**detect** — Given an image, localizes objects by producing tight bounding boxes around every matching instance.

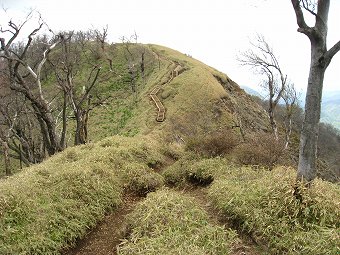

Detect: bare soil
[62,185,264,255]
[62,194,141,255]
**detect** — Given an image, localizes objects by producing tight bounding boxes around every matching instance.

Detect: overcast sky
[1,0,340,94]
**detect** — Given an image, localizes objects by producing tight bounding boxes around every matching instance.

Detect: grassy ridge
[0,136,165,254]
[163,157,340,254]
[1,43,338,255]
[207,164,339,254]
[118,189,238,255]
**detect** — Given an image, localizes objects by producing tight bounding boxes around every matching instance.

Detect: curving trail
[149,60,183,122]
[63,195,141,255]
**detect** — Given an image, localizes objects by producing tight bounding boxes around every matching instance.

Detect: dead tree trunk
[1,139,11,175]
[268,98,279,141]
[74,109,89,145]
[0,19,63,157]
[291,0,340,182]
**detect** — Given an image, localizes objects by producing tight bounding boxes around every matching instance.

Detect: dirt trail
[178,185,263,255]
[149,53,183,122]
[62,180,263,255]
[63,195,141,255]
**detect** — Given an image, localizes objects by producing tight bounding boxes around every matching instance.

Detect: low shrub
[122,162,164,195]
[208,166,340,255]
[186,158,226,185]
[234,133,285,169]
[186,130,237,157]
[118,189,238,255]
[162,160,188,186]
[163,157,232,186]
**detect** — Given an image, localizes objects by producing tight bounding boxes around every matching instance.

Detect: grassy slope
[89,43,270,143]
[143,45,270,141]
[1,42,268,173]
[0,136,165,254]
[162,157,340,255]
[208,165,340,255]
[1,44,339,255]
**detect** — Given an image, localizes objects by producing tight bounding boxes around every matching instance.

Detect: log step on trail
[149,63,183,122]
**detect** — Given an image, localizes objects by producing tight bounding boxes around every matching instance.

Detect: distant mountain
[240,85,264,98]
[241,86,340,130]
[321,91,340,130]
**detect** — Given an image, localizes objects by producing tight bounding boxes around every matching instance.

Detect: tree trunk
[268,107,279,140]
[74,110,88,145]
[60,90,68,149]
[284,117,292,150]
[20,88,61,156]
[297,45,325,182]
[291,0,340,182]
[2,140,11,175]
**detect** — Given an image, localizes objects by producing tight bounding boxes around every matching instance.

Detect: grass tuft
[121,162,164,195]
[0,135,166,254]
[208,166,340,255]
[0,162,122,255]
[118,189,238,255]
[163,157,231,186]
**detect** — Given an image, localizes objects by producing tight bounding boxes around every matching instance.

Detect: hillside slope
[321,92,340,130]
[0,44,339,255]
[89,44,270,144]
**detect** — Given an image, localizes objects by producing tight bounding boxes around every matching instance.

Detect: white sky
[1,0,340,94]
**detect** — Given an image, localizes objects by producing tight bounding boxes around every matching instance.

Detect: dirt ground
[63,195,140,255]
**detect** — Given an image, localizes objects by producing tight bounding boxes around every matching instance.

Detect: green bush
[163,157,233,187]
[163,157,233,186]
[162,160,188,186]
[208,166,340,255]
[118,189,238,255]
[186,158,226,185]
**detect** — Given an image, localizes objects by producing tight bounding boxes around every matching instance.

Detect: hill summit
[89,44,270,144]
[0,43,339,255]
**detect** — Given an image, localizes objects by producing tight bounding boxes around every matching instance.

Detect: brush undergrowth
[208,165,340,255]
[186,131,237,157]
[0,135,165,255]
[121,162,164,196]
[117,189,238,255]
[162,156,231,186]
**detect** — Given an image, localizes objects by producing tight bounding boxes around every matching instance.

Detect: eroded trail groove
[63,195,141,255]
[62,175,262,255]
[177,185,262,255]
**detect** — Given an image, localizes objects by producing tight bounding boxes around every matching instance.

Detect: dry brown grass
[234,133,285,169]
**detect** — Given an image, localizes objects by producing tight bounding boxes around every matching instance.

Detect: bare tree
[93,25,109,51]
[0,88,46,167]
[49,31,111,145]
[0,12,64,156]
[0,95,14,175]
[291,0,340,182]
[120,33,146,96]
[239,35,288,140]
[282,84,299,149]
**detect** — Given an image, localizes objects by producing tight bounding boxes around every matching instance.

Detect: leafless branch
[301,0,317,16]
[324,40,340,68]
[291,0,313,37]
